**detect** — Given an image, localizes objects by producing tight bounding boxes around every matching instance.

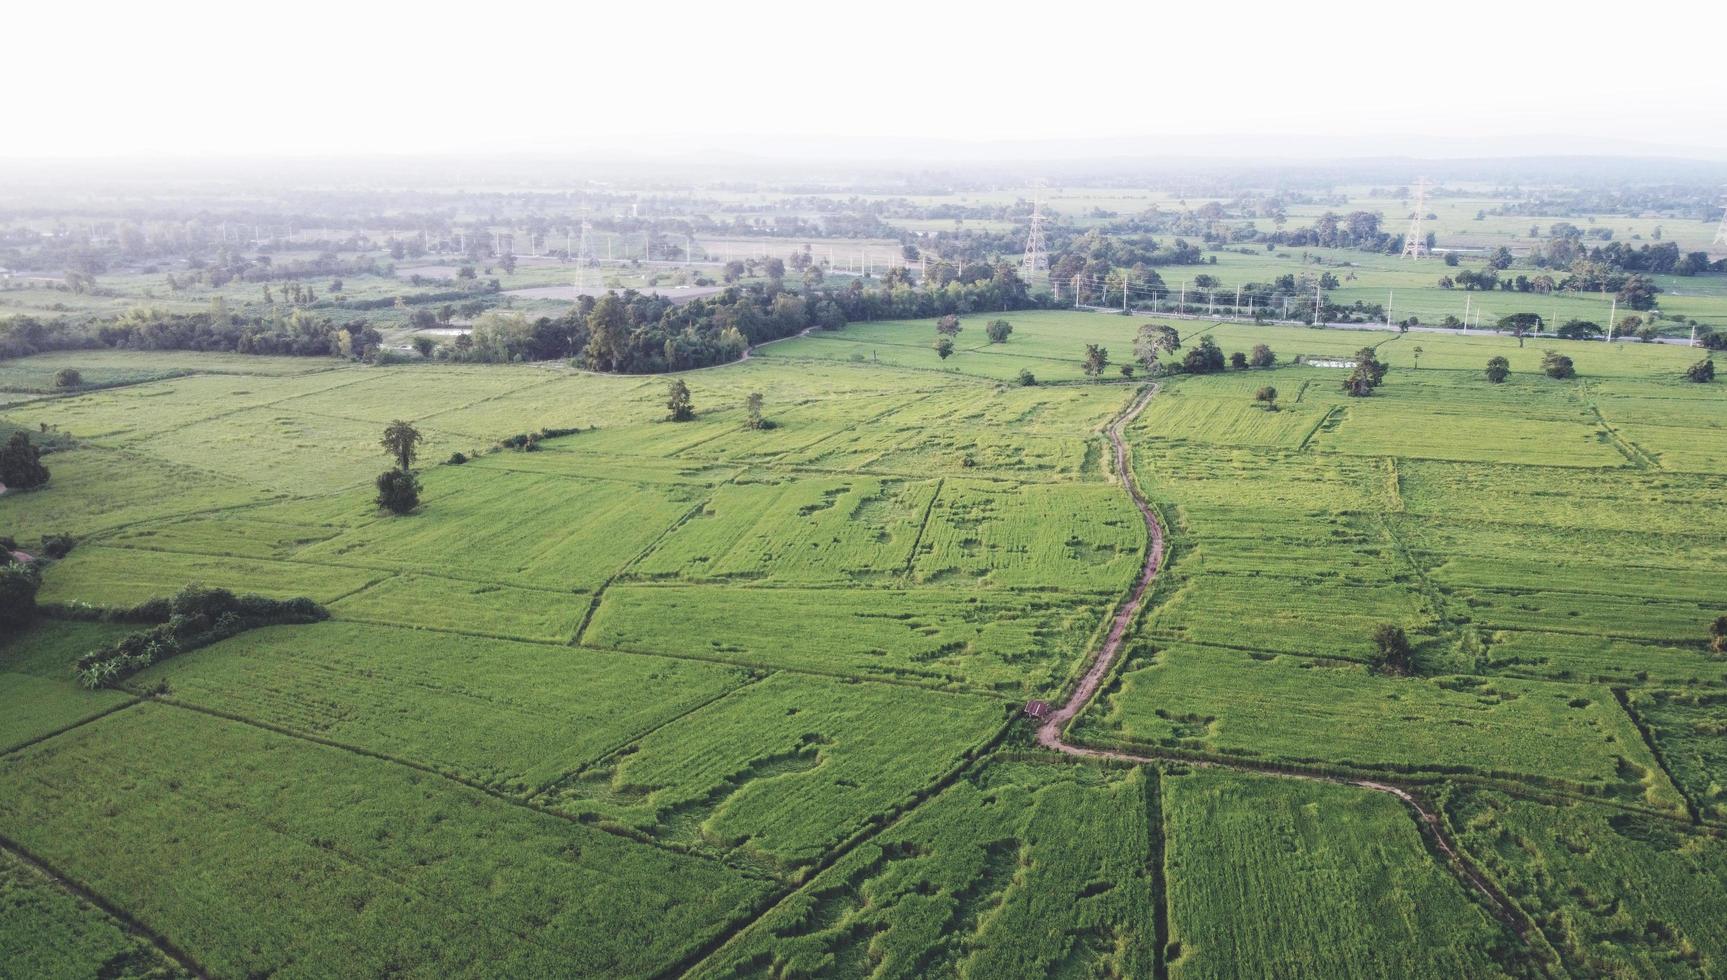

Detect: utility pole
[1315,282,1323,324]
[1463,294,1471,332]
[1714,195,1727,249]
[1387,290,1394,327]
[1072,275,1083,307]
[1607,296,1617,341]
[1401,177,1430,259]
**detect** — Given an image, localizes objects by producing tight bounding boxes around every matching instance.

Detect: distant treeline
[441,265,1046,372]
[0,308,381,359]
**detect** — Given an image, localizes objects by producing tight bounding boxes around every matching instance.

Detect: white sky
[8,0,1726,161]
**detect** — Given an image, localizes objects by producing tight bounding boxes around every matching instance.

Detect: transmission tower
[1713,196,1727,249]
[573,220,596,290]
[1401,178,1430,259]
[1020,186,1049,282]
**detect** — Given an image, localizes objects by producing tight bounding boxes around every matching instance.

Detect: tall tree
[1370,624,1413,676]
[1082,344,1110,378]
[380,420,423,472]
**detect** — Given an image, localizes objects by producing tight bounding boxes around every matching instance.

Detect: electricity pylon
[1020,186,1049,282]
[1402,178,1430,259]
[1713,197,1727,249]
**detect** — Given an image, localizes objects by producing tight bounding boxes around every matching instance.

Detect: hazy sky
[10,1,1726,161]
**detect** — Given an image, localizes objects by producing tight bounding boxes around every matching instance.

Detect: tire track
[1035,382,1530,938]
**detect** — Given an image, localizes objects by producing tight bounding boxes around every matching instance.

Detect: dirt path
[1034,382,1527,936]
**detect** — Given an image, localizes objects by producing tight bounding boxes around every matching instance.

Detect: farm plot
[533,673,1005,874]
[38,546,379,608]
[1161,768,1523,979]
[1079,643,1683,809]
[125,406,474,493]
[1444,789,1727,976]
[0,446,262,538]
[1397,461,1727,536]
[583,583,1111,694]
[630,475,936,584]
[1478,630,1727,687]
[0,370,368,445]
[909,479,1145,590]
[1624,689,1727,821]
[267,365,556,430]
[0,620,137,753]
[0,848,189,979]
[0,704,771,979]
[134,622,751,793]
[1309,403,1623,467]
[687,760,1160,979]
[1132,446,1394,517]
[295,466,700,591]
[0,349,332,393]
[328,574,585,643]
[1128,389,1327,449]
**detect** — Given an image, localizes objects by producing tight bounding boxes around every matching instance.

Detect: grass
[1162,767,1525,979]
[2,294,1725,975]
[687,759,1161,978]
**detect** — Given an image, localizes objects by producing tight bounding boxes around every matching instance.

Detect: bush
[71,584,328,689]
[447,451,468,465]
[40,533,74,559]
[1016,369,1037,387]
[1685,358,1715,383]
[0,432,50,490]
[1370,624,1413,676]
[985,319,1013,344]
[1182,337,1226,374]
[1542,351,1576,379]
[0,561,41,629]
[375,468,420,514]
[1484,356,1511,384]
[53,368,82,388]
[1248,344,1276,368]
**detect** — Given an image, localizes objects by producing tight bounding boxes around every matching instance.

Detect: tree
[722,260,746,283]
[745,391,775,430]
[760,257,786,283]
[985,319,1013,344]
[666,379,695,421]
[1229,351,1248,370]
[1411,346,1423,370]
[933,337,955,360]
[380,420,423,472]
[1498,313,1542,347]
[375,468,420,515]
[1082,344,1110,378]
[0,432,50,490]
[1370,624,1413,676]
[53,368,81,388]
[1556,320,1603,341]
[1484,356,1511,384]
[411,336,436,358]
[1248,344,1276,368]
[1711,615,1727,656]
[1182,337,1226,374]
[0,560,41,630]
[1254,386,1278,411]
[1016,368,1037,387]
[1686,358,1716,383]
[584,293,629,371]
[1542,351,1576,380]
[1343,348,1387,397]
[1132,324,1163,373]
[1120,363,1136,379]
[935,314,963,337]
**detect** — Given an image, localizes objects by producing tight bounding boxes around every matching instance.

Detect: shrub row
[69,584,327,689]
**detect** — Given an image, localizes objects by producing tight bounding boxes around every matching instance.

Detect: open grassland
[688,760,1161,979]
[1,311,1725,977]
[0,848,189,980]
[0,705,773,979]
[1445,789,1727,977]
[1162,767,1525,979]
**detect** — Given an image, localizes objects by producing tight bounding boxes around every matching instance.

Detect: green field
[3,299,1726,977]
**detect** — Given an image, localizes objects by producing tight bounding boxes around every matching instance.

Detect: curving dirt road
[1035,382,1526,935]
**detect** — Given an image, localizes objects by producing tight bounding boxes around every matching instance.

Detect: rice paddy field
[3,306,1727,978]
